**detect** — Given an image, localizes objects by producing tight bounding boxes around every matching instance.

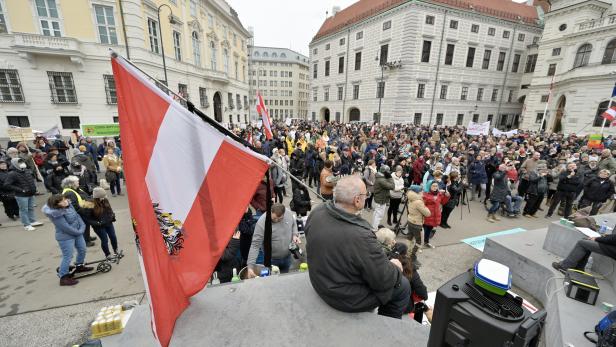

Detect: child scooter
[56,250,124,279]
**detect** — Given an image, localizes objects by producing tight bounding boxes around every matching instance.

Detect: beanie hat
[409,185,422,193]
[379,165,390,174]
[92,187,107,199]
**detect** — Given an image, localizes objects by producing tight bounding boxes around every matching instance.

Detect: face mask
[50,160,58,165]
[18,163,26,169]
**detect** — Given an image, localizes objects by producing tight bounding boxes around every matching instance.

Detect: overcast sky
[228,0,529,56]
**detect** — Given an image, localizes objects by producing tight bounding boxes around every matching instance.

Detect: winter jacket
[320,168,335,196]
[215,238,241,283]
[596,234,616,259]
[598,156,616,175]
[489,171,509,203]
[422,191,449,227]
[469,161,488,185]
[548,168,560,191]
[556,171,582,193]
[4,168,37,197]
[406,191,431,226]
[79,203,116,227]
[526,171,548,196]
[102,154,122,173]
[445,181,463,209]
[71,153,96,173]
[291,185,311,216]
[44,168,68,194]
[305,201,402,313]
[363,167,377,193]
[373,173,395,204]
[63,187,90,210]
[390,175,405,199]
[290,151,305,177]
[0,169,14,199]
[42,204,86,241]
[272,166,287,188]
[581,177,615,203]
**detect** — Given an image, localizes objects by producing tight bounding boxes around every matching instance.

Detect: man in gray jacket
[247,203,300,276]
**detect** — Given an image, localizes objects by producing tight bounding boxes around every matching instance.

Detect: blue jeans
[15,196,35,226]
[271,255,292,273]
[93,224,118,257]
[57,236,86,277]
[488,200,501,214]
[505,195,523,214]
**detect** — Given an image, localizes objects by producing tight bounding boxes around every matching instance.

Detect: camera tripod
[393,193,409,236]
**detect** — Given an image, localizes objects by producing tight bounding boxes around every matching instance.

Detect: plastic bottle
[271,265,280,275]
[585,256,594,273]
[299,263,308,272]
[211,271,220,285]
[231,268,241,282]
[600,220,608,234]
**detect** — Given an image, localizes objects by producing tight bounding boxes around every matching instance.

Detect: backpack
[584,311,616,346]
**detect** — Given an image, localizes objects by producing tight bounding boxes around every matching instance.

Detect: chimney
[332,6,341,16]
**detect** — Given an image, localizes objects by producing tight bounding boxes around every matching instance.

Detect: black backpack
[585,311,616,346]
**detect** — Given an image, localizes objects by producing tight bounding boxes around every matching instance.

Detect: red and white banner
[256,91,273,140]
[111,56,269,347]
[602,105,616,122]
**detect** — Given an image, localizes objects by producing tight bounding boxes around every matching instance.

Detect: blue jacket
[42,204,86,241]
[469,161,488,185]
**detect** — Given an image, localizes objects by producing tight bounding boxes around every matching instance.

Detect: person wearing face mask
[387,166,405,226]
[306,175,409,319]
[4,158,43,230]
[579,169,615,215]
[598,149,616,175]
[42,194,92,286]
[0,160,18,221]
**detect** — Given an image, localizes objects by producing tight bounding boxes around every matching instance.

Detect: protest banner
[466,121,490,136]
[81,123,120,137]
[7,127,35,142]
[492,128,518,138]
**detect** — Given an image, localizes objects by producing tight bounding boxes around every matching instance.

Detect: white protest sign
[285,118,292,126]
[466,121,490,136]
[7,127,35,142]
[492,128,518,138]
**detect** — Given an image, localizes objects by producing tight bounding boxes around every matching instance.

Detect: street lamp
[374,55,402,123]
[157,4,176,86]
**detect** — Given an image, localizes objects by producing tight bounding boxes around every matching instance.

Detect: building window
[472,114,479,122]
[488,27,495,36]
[497,52,506,71]
[356,31,363,40]
[518,33,526,42]
[574,44,592,68]
[383,20,391,31]
[199,87,208,107]
[380,44,389,65]
[547,63,556,76]
[0,1,7,34]
[425,15,434,25]
[324,88,329,101]
[477,87,483,101]
[594,101,612,126]
[7,116,30,127]
[340,38,345,46]
[436,113,443,125]
[417,83,425,98]
[511,54,521,73]
[444,44,455,65]
[210,41,217,70]
[172,31,182,61]
[227,92,234,108]
[602,39,616,64]
[552,48,561,56]
[325,43,330,51]
[236,94,241,109]
[325,60,330,76]
[540,94,549,102]
[60,116,80,129]
[450,20,458,29]
[535,113,544,124]
[487,114,493,124]
[207,13,214,27]
[508,90,513,103]
[355,51,362,70]
[461,86,468,100]
[456,114,464,125]
[103,74,116,104]
[491,89,498,102]
[471,24,479,33]
[439,85,448,99]
[532,36,539,44]
[0,69,24,103]
[524,54,537,73]
[48,71,77,104]
[503,30,510,39]
[234,61,238,79]
[466,47,475,68]
[414,113,422,125]
[189,0,197,17]
[338,56,344,74]
[376,82,385,98]
[312,48,317,55]
[421,40,431,63]
[313,63,317,78]
[147,18,161,54]
[244,95,248,109]
[353,85,359,99]
[482,50,491,69]
[223,49,229,74]
[313,88,317,102]
[36,0,61,36]
[337,86,343,100]
[94,5,117,44]
[192,31,201,66]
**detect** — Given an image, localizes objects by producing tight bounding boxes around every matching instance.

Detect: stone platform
[101,272,429,347]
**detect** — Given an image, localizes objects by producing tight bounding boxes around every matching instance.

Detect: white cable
[544,276,564,302]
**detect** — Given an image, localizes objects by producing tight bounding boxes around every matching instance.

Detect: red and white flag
[111,56,269,347]
[256,91,273,140]
[602,105,616,122]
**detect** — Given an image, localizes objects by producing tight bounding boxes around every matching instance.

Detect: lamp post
[374,55,402,124]
[157,4,176,86]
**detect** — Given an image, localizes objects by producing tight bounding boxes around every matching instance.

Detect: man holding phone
[545,162,581,219]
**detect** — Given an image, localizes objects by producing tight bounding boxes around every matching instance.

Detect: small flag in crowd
[602,105,616,122]
[256,91,273,140]
[111,55,269,347]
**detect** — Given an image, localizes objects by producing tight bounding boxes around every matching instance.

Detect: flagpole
[539,75,555,132]
[110,50,326,201]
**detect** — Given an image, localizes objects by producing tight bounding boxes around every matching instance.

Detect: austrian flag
[111,55,269,347]
[602,105,616,122]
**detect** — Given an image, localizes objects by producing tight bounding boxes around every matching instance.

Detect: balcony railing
[576,16,616,33]
[12,32,81,53]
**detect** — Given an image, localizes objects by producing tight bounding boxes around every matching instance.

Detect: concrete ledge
[102,272,429,346]
[484,228,616,347]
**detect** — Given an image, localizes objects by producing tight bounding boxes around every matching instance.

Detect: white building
[309,0,546,128]
[0,0,251,137]
[248,46,310,121]
[519,0,616,134]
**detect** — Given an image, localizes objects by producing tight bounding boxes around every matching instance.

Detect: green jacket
[373,173,395,204]
[598,156,616,175]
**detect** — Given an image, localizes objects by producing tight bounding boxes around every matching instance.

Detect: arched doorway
[349,107,360,122]
[552,95,566,133]
[213,92,222,122]
[320,107,330,122]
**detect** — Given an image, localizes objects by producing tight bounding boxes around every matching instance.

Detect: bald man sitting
[305,175,410,319]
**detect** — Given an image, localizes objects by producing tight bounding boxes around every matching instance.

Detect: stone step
[483,228,616,347]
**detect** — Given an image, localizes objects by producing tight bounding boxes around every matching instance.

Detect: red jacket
[422,191,449,227]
